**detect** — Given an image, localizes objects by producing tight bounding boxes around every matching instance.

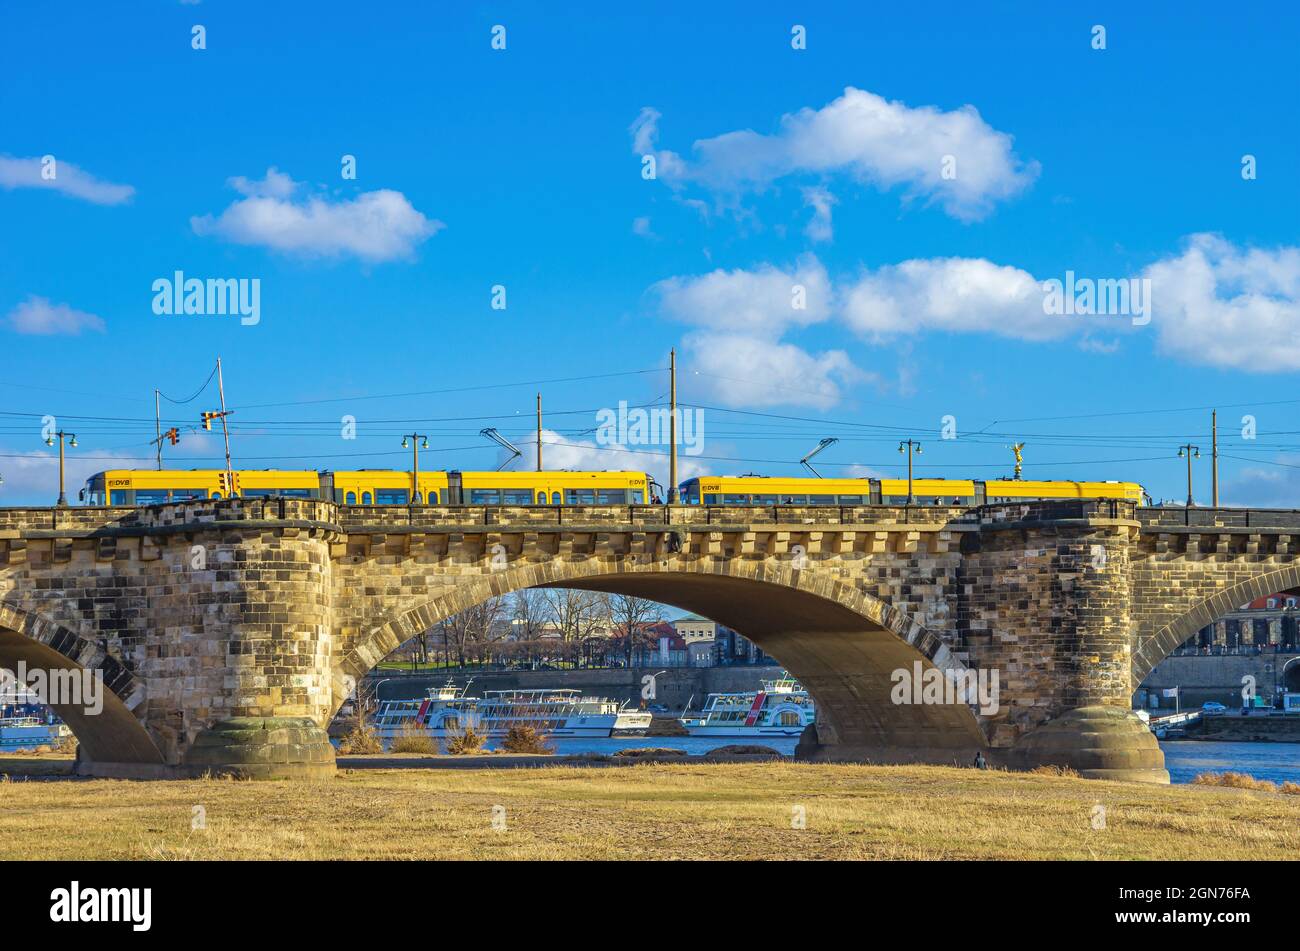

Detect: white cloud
[632,216,654,238]
[0,450,139,506]
[1223,457,1300,508]
[507,429,706,488]
[652,256,832,338]
[801,186,836,242]
[5,296,105,335]
[683,333,861,410]
[841,256,1062,342]
[191,168,443,262]
[633,86,1038,222]
[1144,234,1300,371]
[0,155,134,205]
[651,256,861,408]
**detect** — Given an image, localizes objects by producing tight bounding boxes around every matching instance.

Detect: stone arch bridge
[1,498,1297,782]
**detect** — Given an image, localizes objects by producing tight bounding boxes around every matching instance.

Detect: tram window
[361,492,373,504]
[537,492,548,504]
[596,489,627,504]
[551,492,561,504]
[722,494,748,504]
[345,491,357,504]
[427,490,438,504]
[781,495,810,504]
[752,494,778,504]
[565,489,596,505]
[469,489,501,504]
[136,489,175,505]
[243,488,311,499]
[632,489,646,503]
[704,494,719,504]
[211,492,222,500]
[412,492,422,503]
[110,489,131,505]
[809,495,836,504]
[501,490,533,504]
[837,495,864,504]
[375,489,409,505]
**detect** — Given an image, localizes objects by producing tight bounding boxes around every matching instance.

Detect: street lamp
[401,433,429,502]
[45,431,78,506]
[1177,444,1200,507]
[898,439,923,504]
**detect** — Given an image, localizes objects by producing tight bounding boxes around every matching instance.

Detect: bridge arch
[0,601,164,768]
[1133,563,1300,683]
[338,559,988,762]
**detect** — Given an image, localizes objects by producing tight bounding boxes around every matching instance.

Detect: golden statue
[1009,443,1025,480]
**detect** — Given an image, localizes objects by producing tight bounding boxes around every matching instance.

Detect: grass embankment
[2,760,1299,860]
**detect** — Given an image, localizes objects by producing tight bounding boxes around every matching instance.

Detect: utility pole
[898,439,922,504]
[667,349,678,503]
[1178,444,1200,507]
[154,389,162,470]
[46,430,77,506]
[216,357,233,493]
[536,392,543,471]
[200,358,236,495]
[401,433,428,501]
[1211,410,1219,508]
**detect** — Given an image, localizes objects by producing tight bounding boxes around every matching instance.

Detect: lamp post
[45,431,78,506]
[401,433,429,502]
[898,439,923,504]
[1177,444,1200,507]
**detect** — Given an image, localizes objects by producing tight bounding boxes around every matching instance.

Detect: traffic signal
[166,428,179,446]
[217,471,229,493]
[201,412,213,431]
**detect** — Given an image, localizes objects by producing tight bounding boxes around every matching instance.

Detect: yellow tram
[81,469,653,506]
[676,475,1144,505]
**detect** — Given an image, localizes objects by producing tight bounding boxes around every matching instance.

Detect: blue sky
[2,1,1299,506]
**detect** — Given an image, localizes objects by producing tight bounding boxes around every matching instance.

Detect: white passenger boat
[678,673,816,737]
[373,681,653,739]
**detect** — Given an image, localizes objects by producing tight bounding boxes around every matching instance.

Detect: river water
[1160,740,1300,784]
[516,736,1300,785]
[10,733,1297,784]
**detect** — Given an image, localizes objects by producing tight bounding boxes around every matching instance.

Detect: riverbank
[2,761,1299,860]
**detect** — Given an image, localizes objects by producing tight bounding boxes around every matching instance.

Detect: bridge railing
[1137,507,1300,529]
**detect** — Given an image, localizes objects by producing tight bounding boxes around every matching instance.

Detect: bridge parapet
[1136,506,1300,530]
[0,498,1139,536]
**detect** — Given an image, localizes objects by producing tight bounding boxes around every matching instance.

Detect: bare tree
[436,596,507,667]
[510,588,551,640]
[542,588,606,643]
[608,594,664,667]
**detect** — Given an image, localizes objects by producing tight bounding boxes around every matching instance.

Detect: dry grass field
[2,758,1298,860]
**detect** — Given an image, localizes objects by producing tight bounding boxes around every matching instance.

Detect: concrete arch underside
[0,603,164,768]
[342,563,989,765]
[1133,564,1300,684]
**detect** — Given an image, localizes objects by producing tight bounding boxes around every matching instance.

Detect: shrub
[443,724,488,755]
[337,724,383,755]
[1029,765,1080,778]
[390,722,436,755]
[500,724,552,754]
[1193,771,1277,792]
